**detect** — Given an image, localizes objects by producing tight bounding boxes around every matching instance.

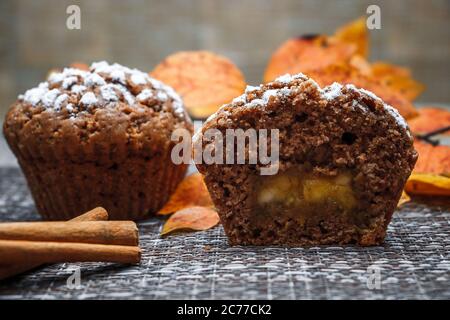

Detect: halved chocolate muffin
[194,73,417,246]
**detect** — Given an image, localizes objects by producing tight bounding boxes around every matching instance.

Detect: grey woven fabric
[0,167,449,300]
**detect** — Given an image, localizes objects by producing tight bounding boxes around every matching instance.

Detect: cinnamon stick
[0,240,141,264]
[0,221,139,246]
[0,207,108,280]
[70,207,109,222]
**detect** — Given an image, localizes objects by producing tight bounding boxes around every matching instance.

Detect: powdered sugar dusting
[157,91,168,102]
[54,93,68,111]
[247,99,265,108]
[114,84,135,105]
[150,78,186,117]
[71,85,87,94]
[321,82,343,100]
[48,72,65,84]
[244,87,292,109]
[275,74,292,84]
[90,61,150,87]
[131,73,148,85]
[346,84,408,129]
[17,61,188,120]
[245,85,260,93]
[275,73,307,84]
[111,70,126,84]
[22,82,49,105]
[80,92,97,106]
[62,76,78,89]
[42,89,60,107]
[384,104,408,130]
[279,88,292,97]
[262,90,278,103]
[48,68,85,84]
[350,85,381,102]
[232,94,247,104]
[137,89,153,102]
[100,84,119,102]
[351,99,369,112]
[84,73,106,87]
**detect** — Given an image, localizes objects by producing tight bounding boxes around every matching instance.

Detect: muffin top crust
[195,72,416,182]
[202,73,409,132]
[17,61,189,122]
[4,62,193,162]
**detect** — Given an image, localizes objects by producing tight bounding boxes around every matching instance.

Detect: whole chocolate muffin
[4,61,193,220]
[194,73,417,246]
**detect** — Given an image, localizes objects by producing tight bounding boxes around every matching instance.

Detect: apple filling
[255,169,356,224]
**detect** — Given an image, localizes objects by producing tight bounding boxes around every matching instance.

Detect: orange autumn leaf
[151,51,246,118]
[370,62,425,101]
[264,17,369,82]
[413,141,450,176]
[263,18,422,115]
[397,191,411,207]
[306,64,419,119]
[408,108,450,134]
[405,174,450,196]
[349,55,372,76]
[158,173,214,215]
[70,62,90,71]
[264,35,356,83]
[334,17,369,58]
[161,206,220,235]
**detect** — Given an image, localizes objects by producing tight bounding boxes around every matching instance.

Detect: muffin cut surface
[194,73,417,246]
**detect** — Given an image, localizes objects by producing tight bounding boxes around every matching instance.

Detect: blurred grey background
[0,0,449,122]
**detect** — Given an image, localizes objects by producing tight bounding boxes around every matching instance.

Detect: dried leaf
[334,17,369,58]
[151,51,246,118]
[370,62,425,101]
[408,108,450,134]
[161,206,220,235]
[264,18,422,117]
[264,35,356,83]
[413,141,450,176]
[349,55,372,76]
[306,64,419,119]
[158,173,214,215]
[405,174,450,196]
[70,62,90,71]
[397,191,411,207]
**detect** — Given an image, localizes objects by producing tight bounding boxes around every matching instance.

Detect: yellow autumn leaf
[398,191,411,207]
[334,17,369,58]
[405,174,450,196]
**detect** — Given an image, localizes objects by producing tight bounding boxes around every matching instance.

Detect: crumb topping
[17,61,188,121]
[210,73,409,132]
